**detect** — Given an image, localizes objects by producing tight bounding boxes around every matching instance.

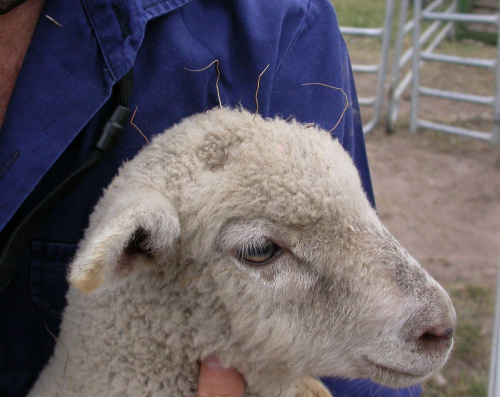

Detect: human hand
[198,355,245,397]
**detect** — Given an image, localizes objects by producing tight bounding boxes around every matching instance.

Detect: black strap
[118,68,134,108]
[0,70,134,293]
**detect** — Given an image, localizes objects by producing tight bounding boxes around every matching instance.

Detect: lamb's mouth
[364,357,428,379]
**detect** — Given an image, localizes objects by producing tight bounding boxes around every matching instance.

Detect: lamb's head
[68,108,455,392]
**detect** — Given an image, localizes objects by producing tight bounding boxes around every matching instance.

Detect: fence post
[410,0,423,134]
[340,0,396,134]
[488,253,500,397]
[387,0,410,133]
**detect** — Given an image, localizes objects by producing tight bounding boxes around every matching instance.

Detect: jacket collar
[82,0,196,81]
[0,0,195,231]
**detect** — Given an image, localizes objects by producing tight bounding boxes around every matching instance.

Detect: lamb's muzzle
[345,225,456,388]
[29,108,456,397]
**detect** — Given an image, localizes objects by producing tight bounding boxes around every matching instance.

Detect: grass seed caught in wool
[185,60,222,108]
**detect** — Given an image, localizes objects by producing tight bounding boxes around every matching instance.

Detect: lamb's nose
[416,326,454,349]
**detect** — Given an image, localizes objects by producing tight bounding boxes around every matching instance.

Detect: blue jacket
[0,0,421,396]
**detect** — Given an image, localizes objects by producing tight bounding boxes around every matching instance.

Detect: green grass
[450,284,493,369]
[452,284,494,305]
[438,38,498,59]
[454,323,487,364]
[458,285,493,303]
[421,283,494,396]
[332,0,388,28]
[424,374,488,397]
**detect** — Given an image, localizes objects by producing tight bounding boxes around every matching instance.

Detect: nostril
[418,326,454,348]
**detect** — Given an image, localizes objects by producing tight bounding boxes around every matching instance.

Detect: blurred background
[332,0,500,395]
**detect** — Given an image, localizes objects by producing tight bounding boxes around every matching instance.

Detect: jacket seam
[273,0,311,81]
[143,0,170,10]
[0,150,20,180]
[80,0,118,81]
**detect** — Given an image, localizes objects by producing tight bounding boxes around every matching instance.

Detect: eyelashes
[235,237,281,266]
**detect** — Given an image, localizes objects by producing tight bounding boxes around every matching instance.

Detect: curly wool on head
[28,108,455,397]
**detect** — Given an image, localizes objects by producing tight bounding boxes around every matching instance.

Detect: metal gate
[387,0,458,132]
[410,0,500,144]
[339,0,396,133]
[341,2,500,395]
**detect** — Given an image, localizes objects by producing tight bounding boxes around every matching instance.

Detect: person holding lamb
[0,0,426,396]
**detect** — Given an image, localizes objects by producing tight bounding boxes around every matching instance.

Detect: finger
[197,355,245,397]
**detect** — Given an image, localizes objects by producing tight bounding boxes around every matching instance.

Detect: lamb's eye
[236,239,280,265]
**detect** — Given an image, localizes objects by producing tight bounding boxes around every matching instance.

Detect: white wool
[28,108,456,397]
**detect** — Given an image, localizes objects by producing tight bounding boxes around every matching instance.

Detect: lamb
[28,107,456,397]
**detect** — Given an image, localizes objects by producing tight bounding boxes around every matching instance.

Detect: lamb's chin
[368,370,429,389]
[356,362,434,389]
[308,364,431,390]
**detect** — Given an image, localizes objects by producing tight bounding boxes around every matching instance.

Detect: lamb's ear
[68,190,180,293]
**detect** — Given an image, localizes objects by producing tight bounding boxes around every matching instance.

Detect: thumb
[197,355,245,397]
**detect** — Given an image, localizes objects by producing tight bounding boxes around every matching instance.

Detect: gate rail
[339,0,396,133]
[387,0,458,131]
[410,0,500,145]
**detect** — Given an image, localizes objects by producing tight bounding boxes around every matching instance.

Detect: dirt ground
[368,130,500,288]
[345,35,500,396]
